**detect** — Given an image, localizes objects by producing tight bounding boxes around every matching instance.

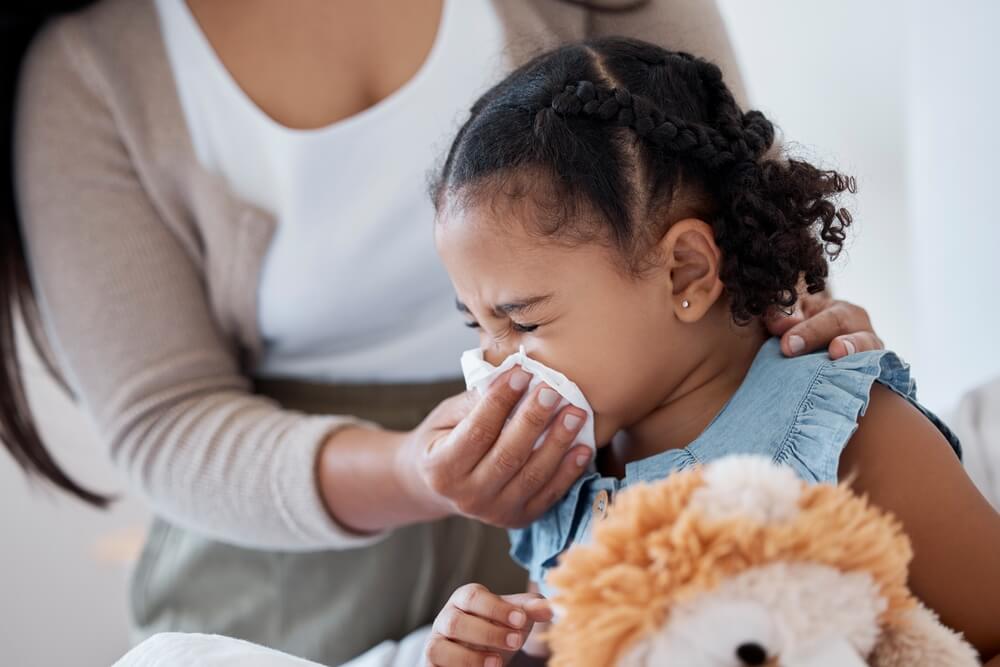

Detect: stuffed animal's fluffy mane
[544,466,916,667]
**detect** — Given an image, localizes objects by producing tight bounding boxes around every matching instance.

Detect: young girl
[421,37,1000,666]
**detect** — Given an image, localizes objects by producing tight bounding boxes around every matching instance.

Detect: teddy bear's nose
[736,642,768,665]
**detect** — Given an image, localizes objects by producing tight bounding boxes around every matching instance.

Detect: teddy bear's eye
[736,641,768,665]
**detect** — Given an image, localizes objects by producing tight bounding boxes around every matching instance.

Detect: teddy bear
[543,455,979,667]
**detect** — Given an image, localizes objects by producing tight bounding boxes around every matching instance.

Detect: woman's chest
[184,0,448,130]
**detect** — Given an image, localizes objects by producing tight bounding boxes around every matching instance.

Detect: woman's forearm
[316,425,450,534]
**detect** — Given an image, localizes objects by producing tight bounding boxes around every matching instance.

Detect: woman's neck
[603,318,768,478]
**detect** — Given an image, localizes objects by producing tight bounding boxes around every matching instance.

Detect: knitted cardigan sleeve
[586,0,751,109]
[15,16,384,551]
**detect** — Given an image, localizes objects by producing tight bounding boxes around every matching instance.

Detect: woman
[3,0,883,663]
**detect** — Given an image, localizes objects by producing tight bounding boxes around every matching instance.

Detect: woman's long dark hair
[2,1,108,506]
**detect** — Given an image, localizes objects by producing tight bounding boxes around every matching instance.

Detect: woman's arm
[841,383,1000,663]
[586,0,750,108]
[16,15,593,546]
[15,17,379,550]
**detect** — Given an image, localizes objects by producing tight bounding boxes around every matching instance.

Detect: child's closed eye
[464,320,540,334]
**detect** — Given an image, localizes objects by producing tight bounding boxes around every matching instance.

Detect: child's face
[436,200,688,446]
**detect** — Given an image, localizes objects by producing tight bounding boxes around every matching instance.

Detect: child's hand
[423,583,553,667]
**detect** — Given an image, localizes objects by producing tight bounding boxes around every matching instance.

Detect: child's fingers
[500,593,553,623]
[451,583,530,629]
[433,605,527,653]
[423,633,503,667]
[523,597,554,623]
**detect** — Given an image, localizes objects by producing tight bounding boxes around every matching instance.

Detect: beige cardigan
[14,0,747,549]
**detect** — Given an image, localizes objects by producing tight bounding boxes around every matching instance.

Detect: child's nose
[484,341,519,366]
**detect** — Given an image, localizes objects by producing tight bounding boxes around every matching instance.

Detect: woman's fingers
[829,331,884,359]
[417,374,589,527]
[425,389,483,430]
[763,302,804,337]
[504,405,586,500]
[470,383,564,496]
[436,367,533,473]
[779,299,878,358]
[520,443,593,523]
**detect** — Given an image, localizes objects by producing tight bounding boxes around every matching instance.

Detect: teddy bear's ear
[868,602,979,667]
[688,455,804,524]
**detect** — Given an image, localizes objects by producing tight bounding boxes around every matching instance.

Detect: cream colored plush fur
[544,455,978,667]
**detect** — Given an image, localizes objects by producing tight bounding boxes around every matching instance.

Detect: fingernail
[788,335,805,355]
[563,413,582,430]
[575,450,591,467]
[843,338,857,356]
[538,387,558,408]
[508,610,525,627]
[506,633,522,649]
[509,368,531,391]
[486,657,502,667]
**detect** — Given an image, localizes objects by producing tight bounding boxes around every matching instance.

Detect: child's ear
[658,218,724,322]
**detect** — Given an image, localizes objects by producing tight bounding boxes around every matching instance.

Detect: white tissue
[460,346,596,451]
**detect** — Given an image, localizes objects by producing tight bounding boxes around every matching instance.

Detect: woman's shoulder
[24,0,164,96]
[691,338,960,484]
[49,0,159,43]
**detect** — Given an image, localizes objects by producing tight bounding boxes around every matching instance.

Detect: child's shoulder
[745,336,914,395]
[690,338,960,484]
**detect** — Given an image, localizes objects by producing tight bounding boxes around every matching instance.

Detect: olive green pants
[129,378,526,665]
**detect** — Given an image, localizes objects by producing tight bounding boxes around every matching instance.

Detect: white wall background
[718,0,1000,414]
[904,0,1000,412]
[3,2,998,665]
[1,333,148,667]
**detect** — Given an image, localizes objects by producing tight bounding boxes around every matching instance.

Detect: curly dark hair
[431,37,854,323]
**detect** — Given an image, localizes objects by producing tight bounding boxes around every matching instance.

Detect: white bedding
[113,627,431,667]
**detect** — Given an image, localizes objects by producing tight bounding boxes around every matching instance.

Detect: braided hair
[431,37,854,323]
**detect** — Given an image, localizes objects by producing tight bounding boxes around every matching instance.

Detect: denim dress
[509,338,961,597]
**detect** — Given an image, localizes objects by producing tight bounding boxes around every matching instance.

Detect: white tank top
[154,0,508,382]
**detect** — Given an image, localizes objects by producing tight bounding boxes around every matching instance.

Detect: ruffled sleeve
[507,470,599,583]
[776,350,961,484]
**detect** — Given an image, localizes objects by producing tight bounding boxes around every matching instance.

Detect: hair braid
[545,80,752,170]
[435,37,855,323]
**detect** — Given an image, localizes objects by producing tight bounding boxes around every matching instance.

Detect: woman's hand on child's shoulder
[767,293,882,359]
[423,583,552,667]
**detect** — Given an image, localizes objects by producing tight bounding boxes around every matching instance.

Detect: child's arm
[422,583,552,666]
[841,383,1000,664]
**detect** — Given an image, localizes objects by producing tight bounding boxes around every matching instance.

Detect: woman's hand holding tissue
[396,366,592,529]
